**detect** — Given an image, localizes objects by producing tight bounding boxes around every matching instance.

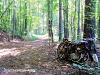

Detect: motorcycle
[57,38,99,67]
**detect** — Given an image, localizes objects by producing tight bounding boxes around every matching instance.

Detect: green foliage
[0,0,48,40]
[0,0,98,41]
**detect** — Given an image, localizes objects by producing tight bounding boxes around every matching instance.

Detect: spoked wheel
[83,53,97,67]
[77,52,96,67]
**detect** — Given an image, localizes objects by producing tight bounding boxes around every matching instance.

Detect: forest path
[0,37,78,75]
[0,36,49,58]
[0,38,100,75]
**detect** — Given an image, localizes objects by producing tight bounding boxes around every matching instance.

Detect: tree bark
[77,0,81,40]
[63,0,69,39]
[24,1,27,35]
[47,0,54,43]
[83,0,96,39]
[59,0,62,41]
[12,0,17,39]
[72,0,77,41]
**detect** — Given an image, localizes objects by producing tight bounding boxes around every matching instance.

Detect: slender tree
[24,1,27,35]
[72,0,77,41]
[59,0,62,41]
[12,0,17,39]
[47,0,54,43]
[63,0,69,39]
[80,0,85,39]
[77,0,81,40]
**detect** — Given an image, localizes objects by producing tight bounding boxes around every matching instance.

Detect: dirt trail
[0,38,78,75]
[0,38,98,75]
[0,37,49,58]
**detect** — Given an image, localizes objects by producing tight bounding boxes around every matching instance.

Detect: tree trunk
[20,0,22,37]
[97,0,100,39]
[83,0,96,39]
[24,1,27,35]
[47,0,54,43]
[59,0,62,41]
[72,0,77,41]
[98,18,100,38]
[63,0,69,39]
[12,0,17,39]
[77,0,81,40]
[81,0,85,39]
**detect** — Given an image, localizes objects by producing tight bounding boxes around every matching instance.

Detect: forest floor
[0,36,100,75]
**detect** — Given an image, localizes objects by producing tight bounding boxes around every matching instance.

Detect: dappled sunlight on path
[0,37,49,59]
[0,48,19,58]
